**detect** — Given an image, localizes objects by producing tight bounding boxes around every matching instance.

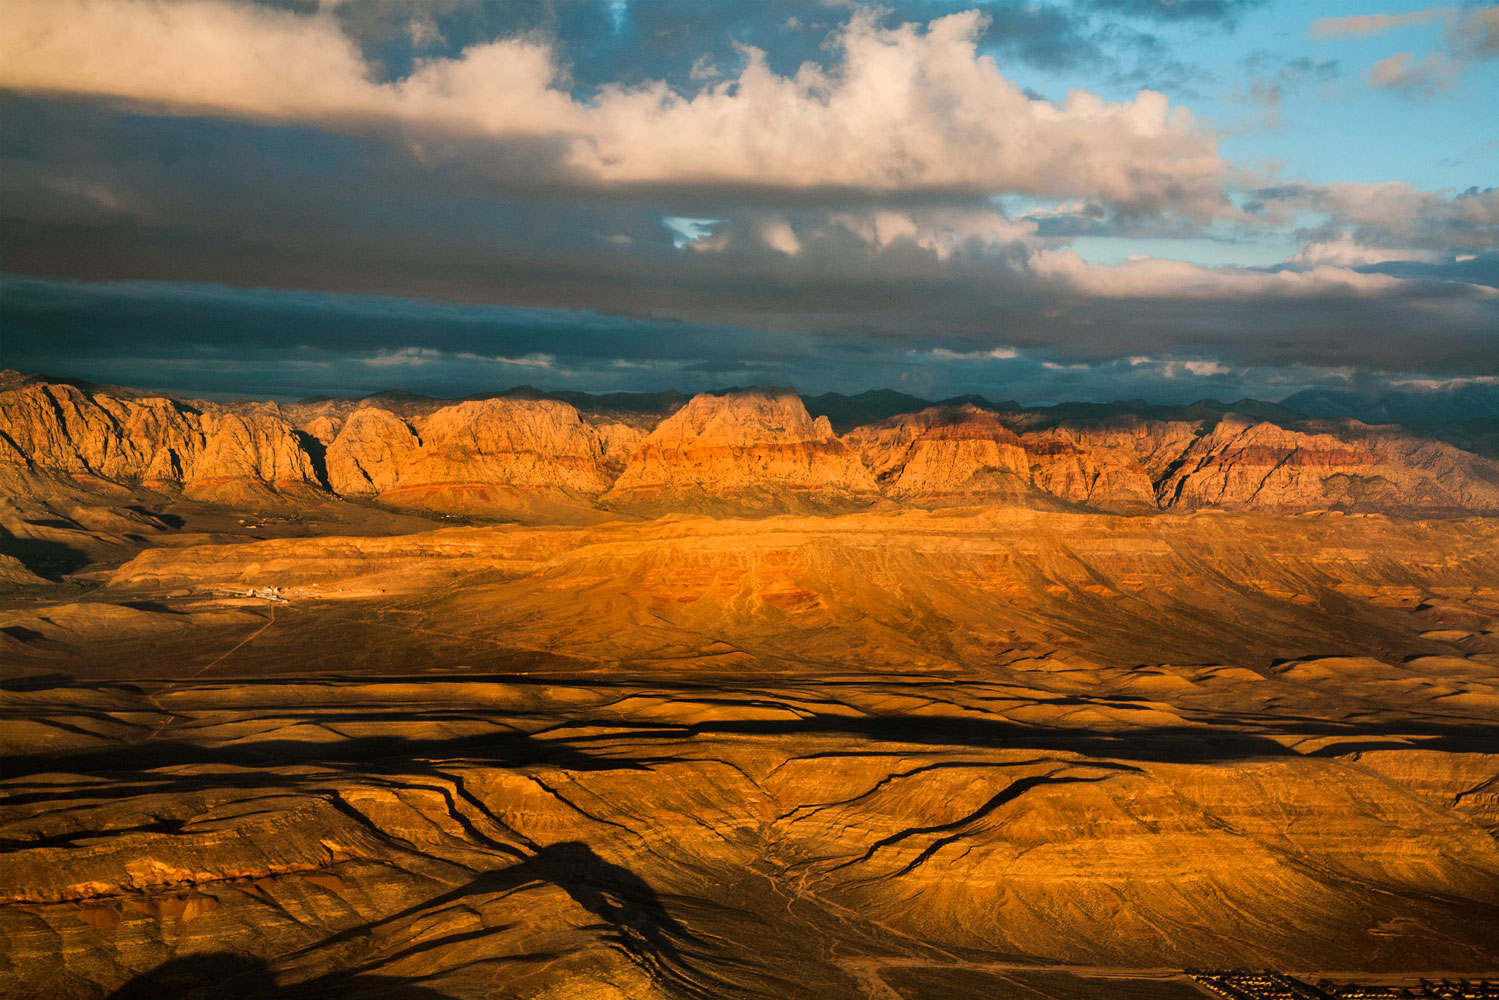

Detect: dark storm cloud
[4,273,1476,407]
[2,93,1496,381]
[2,2,1496,403]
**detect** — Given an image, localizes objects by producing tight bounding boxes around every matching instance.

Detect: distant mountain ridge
[4,370,1499,520]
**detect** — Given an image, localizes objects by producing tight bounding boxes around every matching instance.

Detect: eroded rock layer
[0,380,319,501]
[602,388,880,513]
[6,373,1499,518]
[2,510,1497,998]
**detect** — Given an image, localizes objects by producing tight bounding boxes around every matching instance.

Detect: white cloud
[759,219,802,256]
[365,347,429,367]
[1285,232,1440,269]
[0,2,1230,215]
[1184,360,1230,376]
[459,352,555,368]
[832,209,1039,259]
[1251,182,1499,251]
[1030,249,1411,299]
[930,346,1020,360]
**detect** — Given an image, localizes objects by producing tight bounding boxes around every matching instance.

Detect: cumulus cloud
[1247,182,1499,252]
[0,1,1230,214]
[829,209,1039,259]
[758,219,802,256]
[1285,232,1442,269]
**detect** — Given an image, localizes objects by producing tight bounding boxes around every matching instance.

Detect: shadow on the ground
[104,952,451,999]
[298,840,705,990]
[5,704,1497,790]
[104,842,711,999]
[0,525,90,580]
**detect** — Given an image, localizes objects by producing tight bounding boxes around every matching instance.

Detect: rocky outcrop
[1018,418,1198,510]
[844,405,1036,503]
[7,373,1499,519]
[602,389,880,513]
[1156,415,1499,512]
[324,398,643,513]
[844,404,1499,515]
[0,380,319,498]
[843,407,1191,510]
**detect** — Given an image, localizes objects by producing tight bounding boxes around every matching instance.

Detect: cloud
[1233,53,1340,128]
[1451,5,1499,58]
[1029,249,1414,299]
[1368,51,1460,97]
[1247,182,1499,251]
[1285,232,1442,269]
[829,209,1039,260]
[1090,0,1268,27]
[931,346,1020,361]
[758,219,801,256]
[1309,7,1453,38]
[1310,4,1497,53]
[0,1,1230,215]
[1309,6,1496,98]
[4,271,1496,407]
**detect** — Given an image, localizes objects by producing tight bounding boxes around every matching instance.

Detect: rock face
[844,405,1034,503]
[844,405,1499,515]
[1017,418,1199,510]
[323,399,640,513]
[1156,415,1499,512]
[603,389,880,512]
[844,408,1187,511]
[0,380,319,499]
[6,373,1499,519]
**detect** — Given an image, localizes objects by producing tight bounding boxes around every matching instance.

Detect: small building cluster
[1191,971,1499,999]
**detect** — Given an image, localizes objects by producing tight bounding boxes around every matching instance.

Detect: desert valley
[1,370,1496,998]
[6,0,1499,995]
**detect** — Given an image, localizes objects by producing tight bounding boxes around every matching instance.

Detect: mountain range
[4,370,1499,526]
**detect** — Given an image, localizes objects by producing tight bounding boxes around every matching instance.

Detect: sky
[1,0,1496,404]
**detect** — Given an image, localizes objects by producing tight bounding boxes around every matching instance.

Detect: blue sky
[1,0,1495,403]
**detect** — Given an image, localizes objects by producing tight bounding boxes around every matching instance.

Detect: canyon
[1,372,1496,999]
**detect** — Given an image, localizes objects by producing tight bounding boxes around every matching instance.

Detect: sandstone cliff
[1156,415,1499,512]
[323,398,643,516]
[6,373,1499,520]
[1016,418,1198,510]
[843,405,1039,504]
[843,407,1191,510]
[0,380,319,500]
[603,389,880,513]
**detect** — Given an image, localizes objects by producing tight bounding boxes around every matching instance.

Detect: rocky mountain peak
[604,389,879,513]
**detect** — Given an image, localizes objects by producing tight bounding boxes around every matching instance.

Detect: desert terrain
[2,372,1497,999]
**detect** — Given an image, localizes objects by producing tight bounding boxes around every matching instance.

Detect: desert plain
[2,372,1497,999]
